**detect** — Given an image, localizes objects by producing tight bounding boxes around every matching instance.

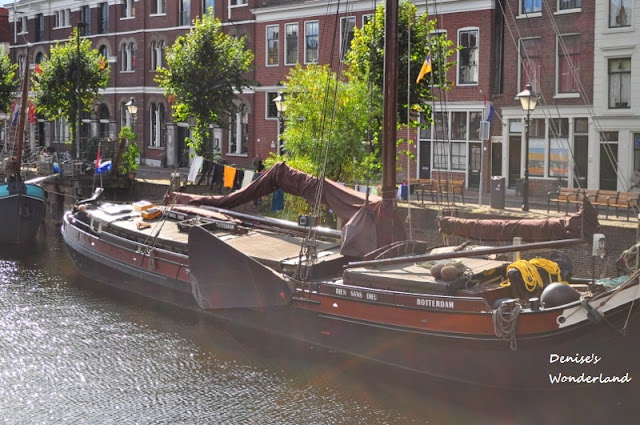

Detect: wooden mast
[15,46,30,178]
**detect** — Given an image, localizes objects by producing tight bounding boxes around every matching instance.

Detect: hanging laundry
[187,155,203,183]
[223,165,237,189]
[241,170,255,188]
[233,169,244,190]
[271,188,284,211]
[210,163,224,189]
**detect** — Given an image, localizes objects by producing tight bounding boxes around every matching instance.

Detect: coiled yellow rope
[501,258,564,292]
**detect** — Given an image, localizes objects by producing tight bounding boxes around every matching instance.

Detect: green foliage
[117,126,139,174]
[274,64,379,183]
[0,51,18,114]
[31,28,110,155]
[345,0,456,126]
[155,13,254,157]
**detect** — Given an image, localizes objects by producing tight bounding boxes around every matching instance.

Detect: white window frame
[555,33,581,97]
[457,27,479,86]
[608,57,631,109]
[121,0,135,20]
[266,92,278,120]
[17,16,28,34]
[228,104,248,156]
[609,0,632,28]
[304,20,319,64]
[340,16,356,62]
[151,0,167,16]
[120,42,136,72]
[284,23,298,66]
[266,25,279,66]
[54,9,70,28]
[149,103,165,148]
[557,0,581,13]
[520,0,542,16]
[230,0,248,8]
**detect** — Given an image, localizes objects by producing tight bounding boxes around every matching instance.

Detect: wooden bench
[607,191,640,220]
[547,187,582,214]
[587,190,618,216]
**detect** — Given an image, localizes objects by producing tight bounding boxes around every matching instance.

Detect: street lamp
[125,97,138,127]
[515,83,538,212]
[272,92,286,154]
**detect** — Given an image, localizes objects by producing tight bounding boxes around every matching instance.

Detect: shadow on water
[7,223,639,424]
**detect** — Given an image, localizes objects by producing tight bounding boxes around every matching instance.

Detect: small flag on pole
[95,146,101,169]
[416,54,432,84]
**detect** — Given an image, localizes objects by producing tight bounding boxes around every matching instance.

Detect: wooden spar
[381,0,398,201]
[15,47,30,177]
[344,238,587,269]
[197,205,342,240]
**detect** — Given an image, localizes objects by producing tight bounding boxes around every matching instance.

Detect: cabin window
[305,21,319,64]
[228,104,248,155]
[340,16,356,61]
[608,58,631,109]
[609,0,632,28]
[99,2,109,33]
[521,0,542,14]
[266,25,279,66]
[458,28,478,85]
[557,34,580,94]
[519,38,541,92]
[285,23,298,66]
[558,0,581,10]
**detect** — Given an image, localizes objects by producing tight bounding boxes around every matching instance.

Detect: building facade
[5,0,638,195]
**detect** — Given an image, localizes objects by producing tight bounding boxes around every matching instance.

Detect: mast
[381,0,398,200]
[15,47,30,178]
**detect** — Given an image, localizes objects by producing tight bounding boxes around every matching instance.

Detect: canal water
[0,223,638,424]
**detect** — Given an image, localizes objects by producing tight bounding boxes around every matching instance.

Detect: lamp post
[75,21,86,160]
[125,96,138,129]
[515,83,538,212]
[273,92,286,155]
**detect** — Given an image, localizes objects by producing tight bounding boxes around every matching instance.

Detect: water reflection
[0,223,638,424]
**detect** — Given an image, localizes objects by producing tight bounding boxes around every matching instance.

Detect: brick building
[5,1,636,195]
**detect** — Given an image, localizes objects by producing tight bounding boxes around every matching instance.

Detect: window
[82,5,91,35]
[305,21,319,64]
[608,58,631,108]
[520,38,541,92]
[150,103,165,147]
[458,28,478,85]
[121,102,132,128]
[549,119,569,178]
[340,16,355,61]
[525,119,545,177]
[610,0,632,28]
[451,112,467,140]
[17,16,27,34]
[266,25,279,66]
[202,0,214,14]
[230,0,248,6]
[152,0,167,15]
[266,92,278,119]
[54,9,70,28]
[99,3,109,34]
[120,42,136,72]
[559,0,581,10]
[98,104,110,139]
[557,34,580,94]
[36,14,44,42]
[151,40,166,70]
[285,23,298,65]
[121,0,134,19]
[99,45,109,60]
[180,0,191,26]
[228,104,248,155]
[362,14,373,27]
[521,0,542,14]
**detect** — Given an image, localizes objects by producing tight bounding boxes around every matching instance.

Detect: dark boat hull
[0,183,46,244]
[61,214,640,390]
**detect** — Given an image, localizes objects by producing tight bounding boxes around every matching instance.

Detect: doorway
[468,143,481,188]
[177,126,190,167]
[508,136,521,188]
[419,141,431,179]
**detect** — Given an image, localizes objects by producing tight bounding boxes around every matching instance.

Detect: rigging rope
[493,300,522,351]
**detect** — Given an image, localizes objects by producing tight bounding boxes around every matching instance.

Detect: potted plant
[117,127,140,178]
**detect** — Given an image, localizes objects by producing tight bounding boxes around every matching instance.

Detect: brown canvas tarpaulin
[166,162,406,257]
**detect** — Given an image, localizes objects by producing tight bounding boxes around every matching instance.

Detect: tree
[0,50,18,114]
[273,64,379,183]
[32,28,110,156]
[345,0,456,125]
[155,14,254,157]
